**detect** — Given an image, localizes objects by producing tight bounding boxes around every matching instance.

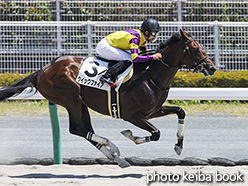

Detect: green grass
[0,100,66,116]
[0,100,247,117]
[167,100,248,116]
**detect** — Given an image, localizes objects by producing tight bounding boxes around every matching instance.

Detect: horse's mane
[156,33,182,53]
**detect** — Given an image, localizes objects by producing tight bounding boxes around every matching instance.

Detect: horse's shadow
[10,173,144,179]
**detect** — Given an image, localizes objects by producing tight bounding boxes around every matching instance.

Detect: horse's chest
[145,94,167,113]
[134,87,168,113]
[122,78,169,116]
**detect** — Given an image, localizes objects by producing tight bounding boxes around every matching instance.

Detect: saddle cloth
[76,57,133,91]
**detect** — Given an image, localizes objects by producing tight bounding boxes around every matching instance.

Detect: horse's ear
[180,29,190,40]
[180,29,184,36]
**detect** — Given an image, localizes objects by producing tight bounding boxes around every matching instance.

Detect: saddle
[76,57,133,119]
[95,54,119,67]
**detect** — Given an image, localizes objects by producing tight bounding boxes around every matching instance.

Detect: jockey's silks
[105,29,153,63]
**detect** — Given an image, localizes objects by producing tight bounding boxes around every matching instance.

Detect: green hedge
[0,72,27,87]
[0,70,248,87]
[171,70,248,88]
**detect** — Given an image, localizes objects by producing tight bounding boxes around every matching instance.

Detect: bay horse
[0,30,216,168]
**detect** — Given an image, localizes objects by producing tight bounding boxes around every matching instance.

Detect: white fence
[0,21,247,73]
[0,1,248,73]
[0,0,247,22]
[7,88,248,101]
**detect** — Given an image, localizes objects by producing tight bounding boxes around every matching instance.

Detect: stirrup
[100,76,117,87]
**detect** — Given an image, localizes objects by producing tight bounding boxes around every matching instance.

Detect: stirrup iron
[100,75,117,87]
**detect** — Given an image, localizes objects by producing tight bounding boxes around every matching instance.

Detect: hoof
[118,160,131,168]
[121,130,132,138]
[174,144,182,155]
[113,155,131,168]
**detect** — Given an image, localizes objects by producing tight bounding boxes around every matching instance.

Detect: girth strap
[107,87,121,119]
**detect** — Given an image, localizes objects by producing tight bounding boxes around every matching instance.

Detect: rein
[158,47,180,69]
[138,49,157,55]
[145,47,178,92]
[127,37,209,92]
[158,38,208,72]
[146,38,209,92]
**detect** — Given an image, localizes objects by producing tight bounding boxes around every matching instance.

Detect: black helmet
[141,18,161,38]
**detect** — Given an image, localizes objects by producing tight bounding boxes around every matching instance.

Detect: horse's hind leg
[148,105,186,155]
[37,59,129,167]
[68,101,130,168]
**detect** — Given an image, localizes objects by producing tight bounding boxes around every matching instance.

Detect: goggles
[148,31,159,43]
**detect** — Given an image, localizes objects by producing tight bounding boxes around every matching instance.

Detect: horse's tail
[0,71,39,101]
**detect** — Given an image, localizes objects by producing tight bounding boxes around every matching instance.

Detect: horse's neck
[149,63,178,90]
[148,45,183,90]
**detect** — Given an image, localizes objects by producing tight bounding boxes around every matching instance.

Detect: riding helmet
[141,18,161,38]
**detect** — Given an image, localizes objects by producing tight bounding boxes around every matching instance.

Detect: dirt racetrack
[0,164,247,186]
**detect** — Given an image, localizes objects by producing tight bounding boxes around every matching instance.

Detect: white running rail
[5,88,248,100]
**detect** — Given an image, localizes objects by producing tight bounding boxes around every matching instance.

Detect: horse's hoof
[174,144,182,155]
[118,160,131,168]
[121,129,132,138]
[113,155,131,168]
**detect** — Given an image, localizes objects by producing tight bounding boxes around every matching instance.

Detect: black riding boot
[100,60,132,87]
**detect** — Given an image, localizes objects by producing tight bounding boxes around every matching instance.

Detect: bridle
[142,37,210,92]
[144,35,210,92]
[159,38,208,72]
[183,39,208,72]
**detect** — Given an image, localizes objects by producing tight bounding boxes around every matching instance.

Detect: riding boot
[100,60,132,87]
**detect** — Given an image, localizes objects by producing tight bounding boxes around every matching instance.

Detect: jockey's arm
[129,40,152,63]
[131,49,162,62]
[139,44,162,60]
[129,37,162,63]
[139,45,148,56]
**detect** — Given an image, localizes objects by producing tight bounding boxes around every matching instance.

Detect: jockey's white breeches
[96,39,132,61]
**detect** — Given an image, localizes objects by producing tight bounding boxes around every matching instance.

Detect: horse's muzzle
[209,66,217,75]
[202,65,216,76]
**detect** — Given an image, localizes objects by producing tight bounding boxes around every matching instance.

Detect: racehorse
[0,30,216,168]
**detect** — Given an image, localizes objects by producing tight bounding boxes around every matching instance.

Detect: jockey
[96,18,162,87]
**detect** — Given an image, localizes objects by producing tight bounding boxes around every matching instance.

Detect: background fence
[1,0,247,22]
[0,0,248,73]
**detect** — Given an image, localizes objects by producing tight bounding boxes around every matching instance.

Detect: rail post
[173,0,187,30]
[48,102,62,164]
[87,20,92,57]
[51,0,65,56]
[213,21,224,69]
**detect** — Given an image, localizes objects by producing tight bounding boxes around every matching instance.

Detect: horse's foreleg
[148,105,185,155]
[121,129,151,144]
[122,113,160,144]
